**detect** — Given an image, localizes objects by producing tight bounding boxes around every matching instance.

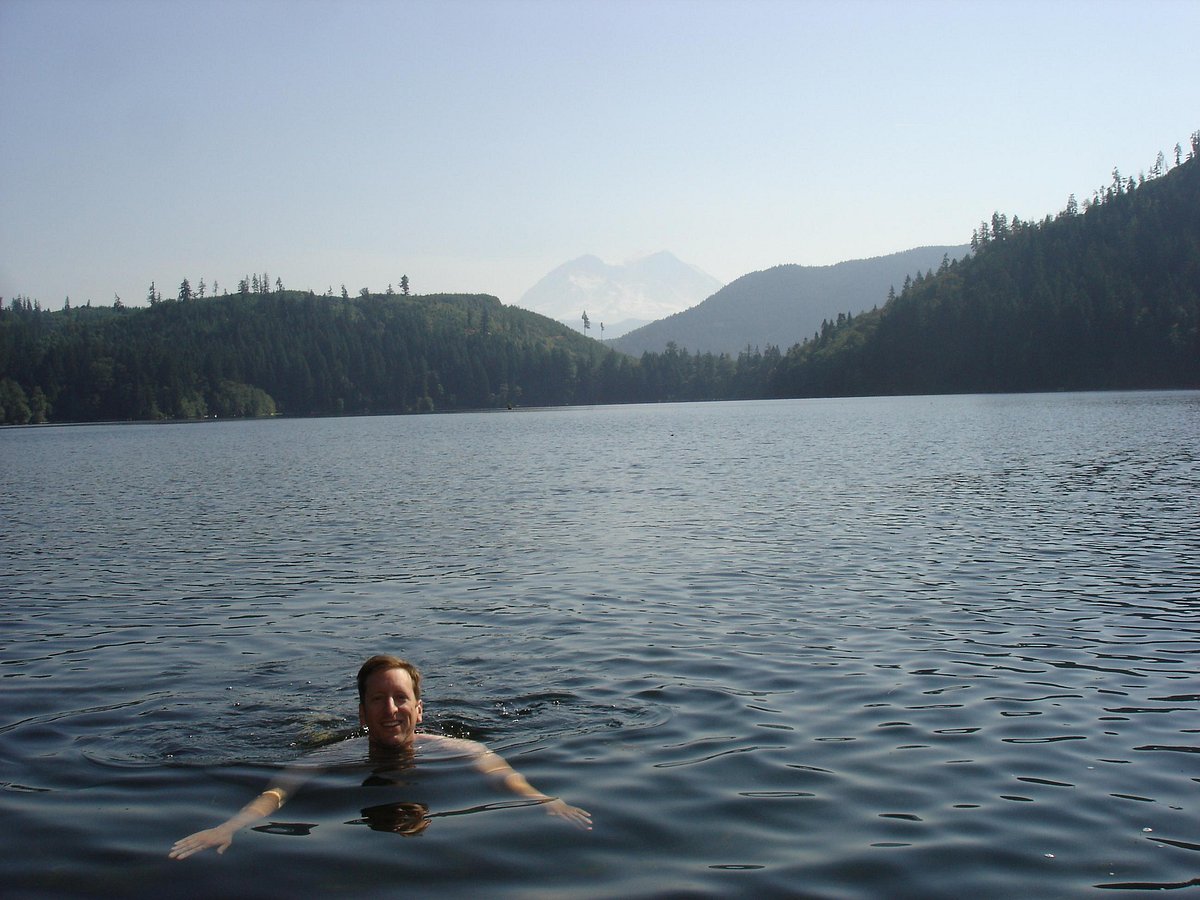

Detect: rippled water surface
[2,393,1198,898]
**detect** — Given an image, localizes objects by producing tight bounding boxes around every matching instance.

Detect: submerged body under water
[2,392,1198,898]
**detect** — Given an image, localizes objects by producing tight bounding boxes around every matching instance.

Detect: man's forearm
[230,788,286,826]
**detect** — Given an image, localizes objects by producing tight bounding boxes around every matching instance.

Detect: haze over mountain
[518,252,723,338]
[610,246,969,356]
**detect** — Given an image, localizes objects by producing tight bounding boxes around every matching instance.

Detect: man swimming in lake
[169,655,591,859]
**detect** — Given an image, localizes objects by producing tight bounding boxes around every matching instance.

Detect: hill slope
[609,245,968,356]
[770,145,1200,397]
[0,291,612,422]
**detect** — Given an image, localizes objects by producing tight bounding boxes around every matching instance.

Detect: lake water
[2,392,1198,898]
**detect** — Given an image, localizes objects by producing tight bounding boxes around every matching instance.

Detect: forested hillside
[0,288,783,423]
[770,137,1200,397]
[0,292,614,422]
[610,245,967,356]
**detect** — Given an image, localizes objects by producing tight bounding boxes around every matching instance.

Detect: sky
[1,0,1198,315]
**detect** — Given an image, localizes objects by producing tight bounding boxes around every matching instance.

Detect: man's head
[357,655,424,750]
[357,655,422,704]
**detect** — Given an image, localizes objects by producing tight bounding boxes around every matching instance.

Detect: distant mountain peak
[518,252,723,338]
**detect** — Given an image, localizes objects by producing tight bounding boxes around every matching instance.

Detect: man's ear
[415,700,423,724]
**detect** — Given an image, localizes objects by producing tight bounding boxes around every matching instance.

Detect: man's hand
[544,798,592,830]
[169,825,235,859]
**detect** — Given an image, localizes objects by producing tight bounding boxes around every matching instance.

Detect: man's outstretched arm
[468,743,592,830]
[169,786,286,859]
[169,779,298,860]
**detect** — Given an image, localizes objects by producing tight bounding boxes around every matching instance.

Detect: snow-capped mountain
[518,251,723,338]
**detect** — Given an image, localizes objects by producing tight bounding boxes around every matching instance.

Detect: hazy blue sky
[2,0,1197,311]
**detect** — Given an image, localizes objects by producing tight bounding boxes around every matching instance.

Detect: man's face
[359,667,423,749]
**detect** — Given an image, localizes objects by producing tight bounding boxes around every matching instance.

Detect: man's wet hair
[357,655,422,704]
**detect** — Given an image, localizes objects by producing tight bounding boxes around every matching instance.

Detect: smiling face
[359,666,424,750]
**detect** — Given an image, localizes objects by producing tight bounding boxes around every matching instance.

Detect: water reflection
[252,821,319,836]
[347,802,430,836]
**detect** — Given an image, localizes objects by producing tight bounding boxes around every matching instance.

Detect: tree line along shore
[2,138,1197,425]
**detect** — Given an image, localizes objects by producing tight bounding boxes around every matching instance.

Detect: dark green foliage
[0,291,641,422]
[771,148,1200,397]
[0,283,778,422]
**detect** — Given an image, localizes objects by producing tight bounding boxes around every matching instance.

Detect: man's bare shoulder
[415,732,488,759]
